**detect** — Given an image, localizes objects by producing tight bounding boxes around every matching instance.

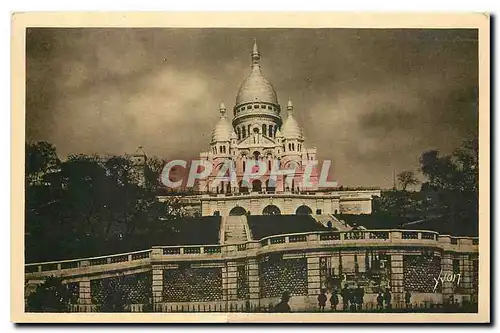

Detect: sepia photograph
[11,12,490,323]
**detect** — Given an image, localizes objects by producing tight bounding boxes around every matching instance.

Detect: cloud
[26,28,478,188]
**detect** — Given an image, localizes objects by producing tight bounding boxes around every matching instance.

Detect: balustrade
[402,231,419,240]
[319,232,340,241]
[183,247,201,254]
[369,231,389,240]
[421,232,436,240]
[288,234,307,243]
[24,229,476,276]
[269,236,286,244]
[204,246,222,254]
[163,247,181,255]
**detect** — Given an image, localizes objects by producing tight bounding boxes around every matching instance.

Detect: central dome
[235,41,278,106]
[235,67,278,105]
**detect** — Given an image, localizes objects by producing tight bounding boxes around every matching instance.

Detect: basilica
[198,41,318,194]
[190,41,380,216]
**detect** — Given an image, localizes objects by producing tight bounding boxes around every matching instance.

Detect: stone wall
[199,191,378,216]
[25,230,478,312]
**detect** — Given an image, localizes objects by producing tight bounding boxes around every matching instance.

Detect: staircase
[223,215,249,243]
[314,214,352,231]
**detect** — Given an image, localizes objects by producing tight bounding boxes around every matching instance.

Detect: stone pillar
[390,254,404,308]
[250,199,260,215]
[226,263,238,301]
[307,256,321,296]
[152,266,163,311]
[247,259,260,309]
[441,253,454,303]
[78,279,92,312]
[460,254,472,302]
[222,265,228,301]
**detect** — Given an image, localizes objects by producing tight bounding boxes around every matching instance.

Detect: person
[274,291,292,312]
[330,289,339,311]
[356,285,365,311]
[405,291,412,308]
[349,288,357,312]
[341,286,349,311]
[317,289,327,312]
[376,292,384,310]
[384,288,392,310]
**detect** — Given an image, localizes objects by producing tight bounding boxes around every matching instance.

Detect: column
[247,259,260,310]
[222,265,228,302]
[78,279,92,312]
[307,256,321,295]
[441,253,454,303]
[152,266,163,311]
[390,253,404,308]
[227,263,238,301]
[460,254,472,302]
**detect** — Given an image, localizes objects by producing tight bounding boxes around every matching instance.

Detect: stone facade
[25,229,479,312]
[159,189,380,216]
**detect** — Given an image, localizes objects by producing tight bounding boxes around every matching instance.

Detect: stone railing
[25,249,151,275]
[25,230,478,277]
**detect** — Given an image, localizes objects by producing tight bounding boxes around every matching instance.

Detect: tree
[144,156,167,190]
[418,138,479,234]
[397,170,420,191]
[25,141,60,186]
[420,138,478,192]
[26,277,76,312]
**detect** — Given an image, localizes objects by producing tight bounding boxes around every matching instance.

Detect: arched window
[242,160,246,172]
[229,206,247,216]
[237,128,241,140]
[292,143,295,151]
[268,160,271,172]
[242,127,246,138]
[248,125,251,135]
[288,143,291,151]
[263,205,281,215]
[269,126,273,137]
[296,205,313,215]
[262,124,267,136]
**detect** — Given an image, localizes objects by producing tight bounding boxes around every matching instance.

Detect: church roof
[235,41,278,106]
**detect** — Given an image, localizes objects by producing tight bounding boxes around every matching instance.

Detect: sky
[26,28,478,188]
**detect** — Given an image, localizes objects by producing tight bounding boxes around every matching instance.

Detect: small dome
[281,115,303,139]
[211,118,233,143]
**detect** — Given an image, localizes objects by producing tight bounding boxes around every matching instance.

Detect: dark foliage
[25,141,186,262]
[371,138,478,236]
[26,277,76,312]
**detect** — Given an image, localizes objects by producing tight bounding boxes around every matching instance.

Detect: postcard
[11,12,490,323]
